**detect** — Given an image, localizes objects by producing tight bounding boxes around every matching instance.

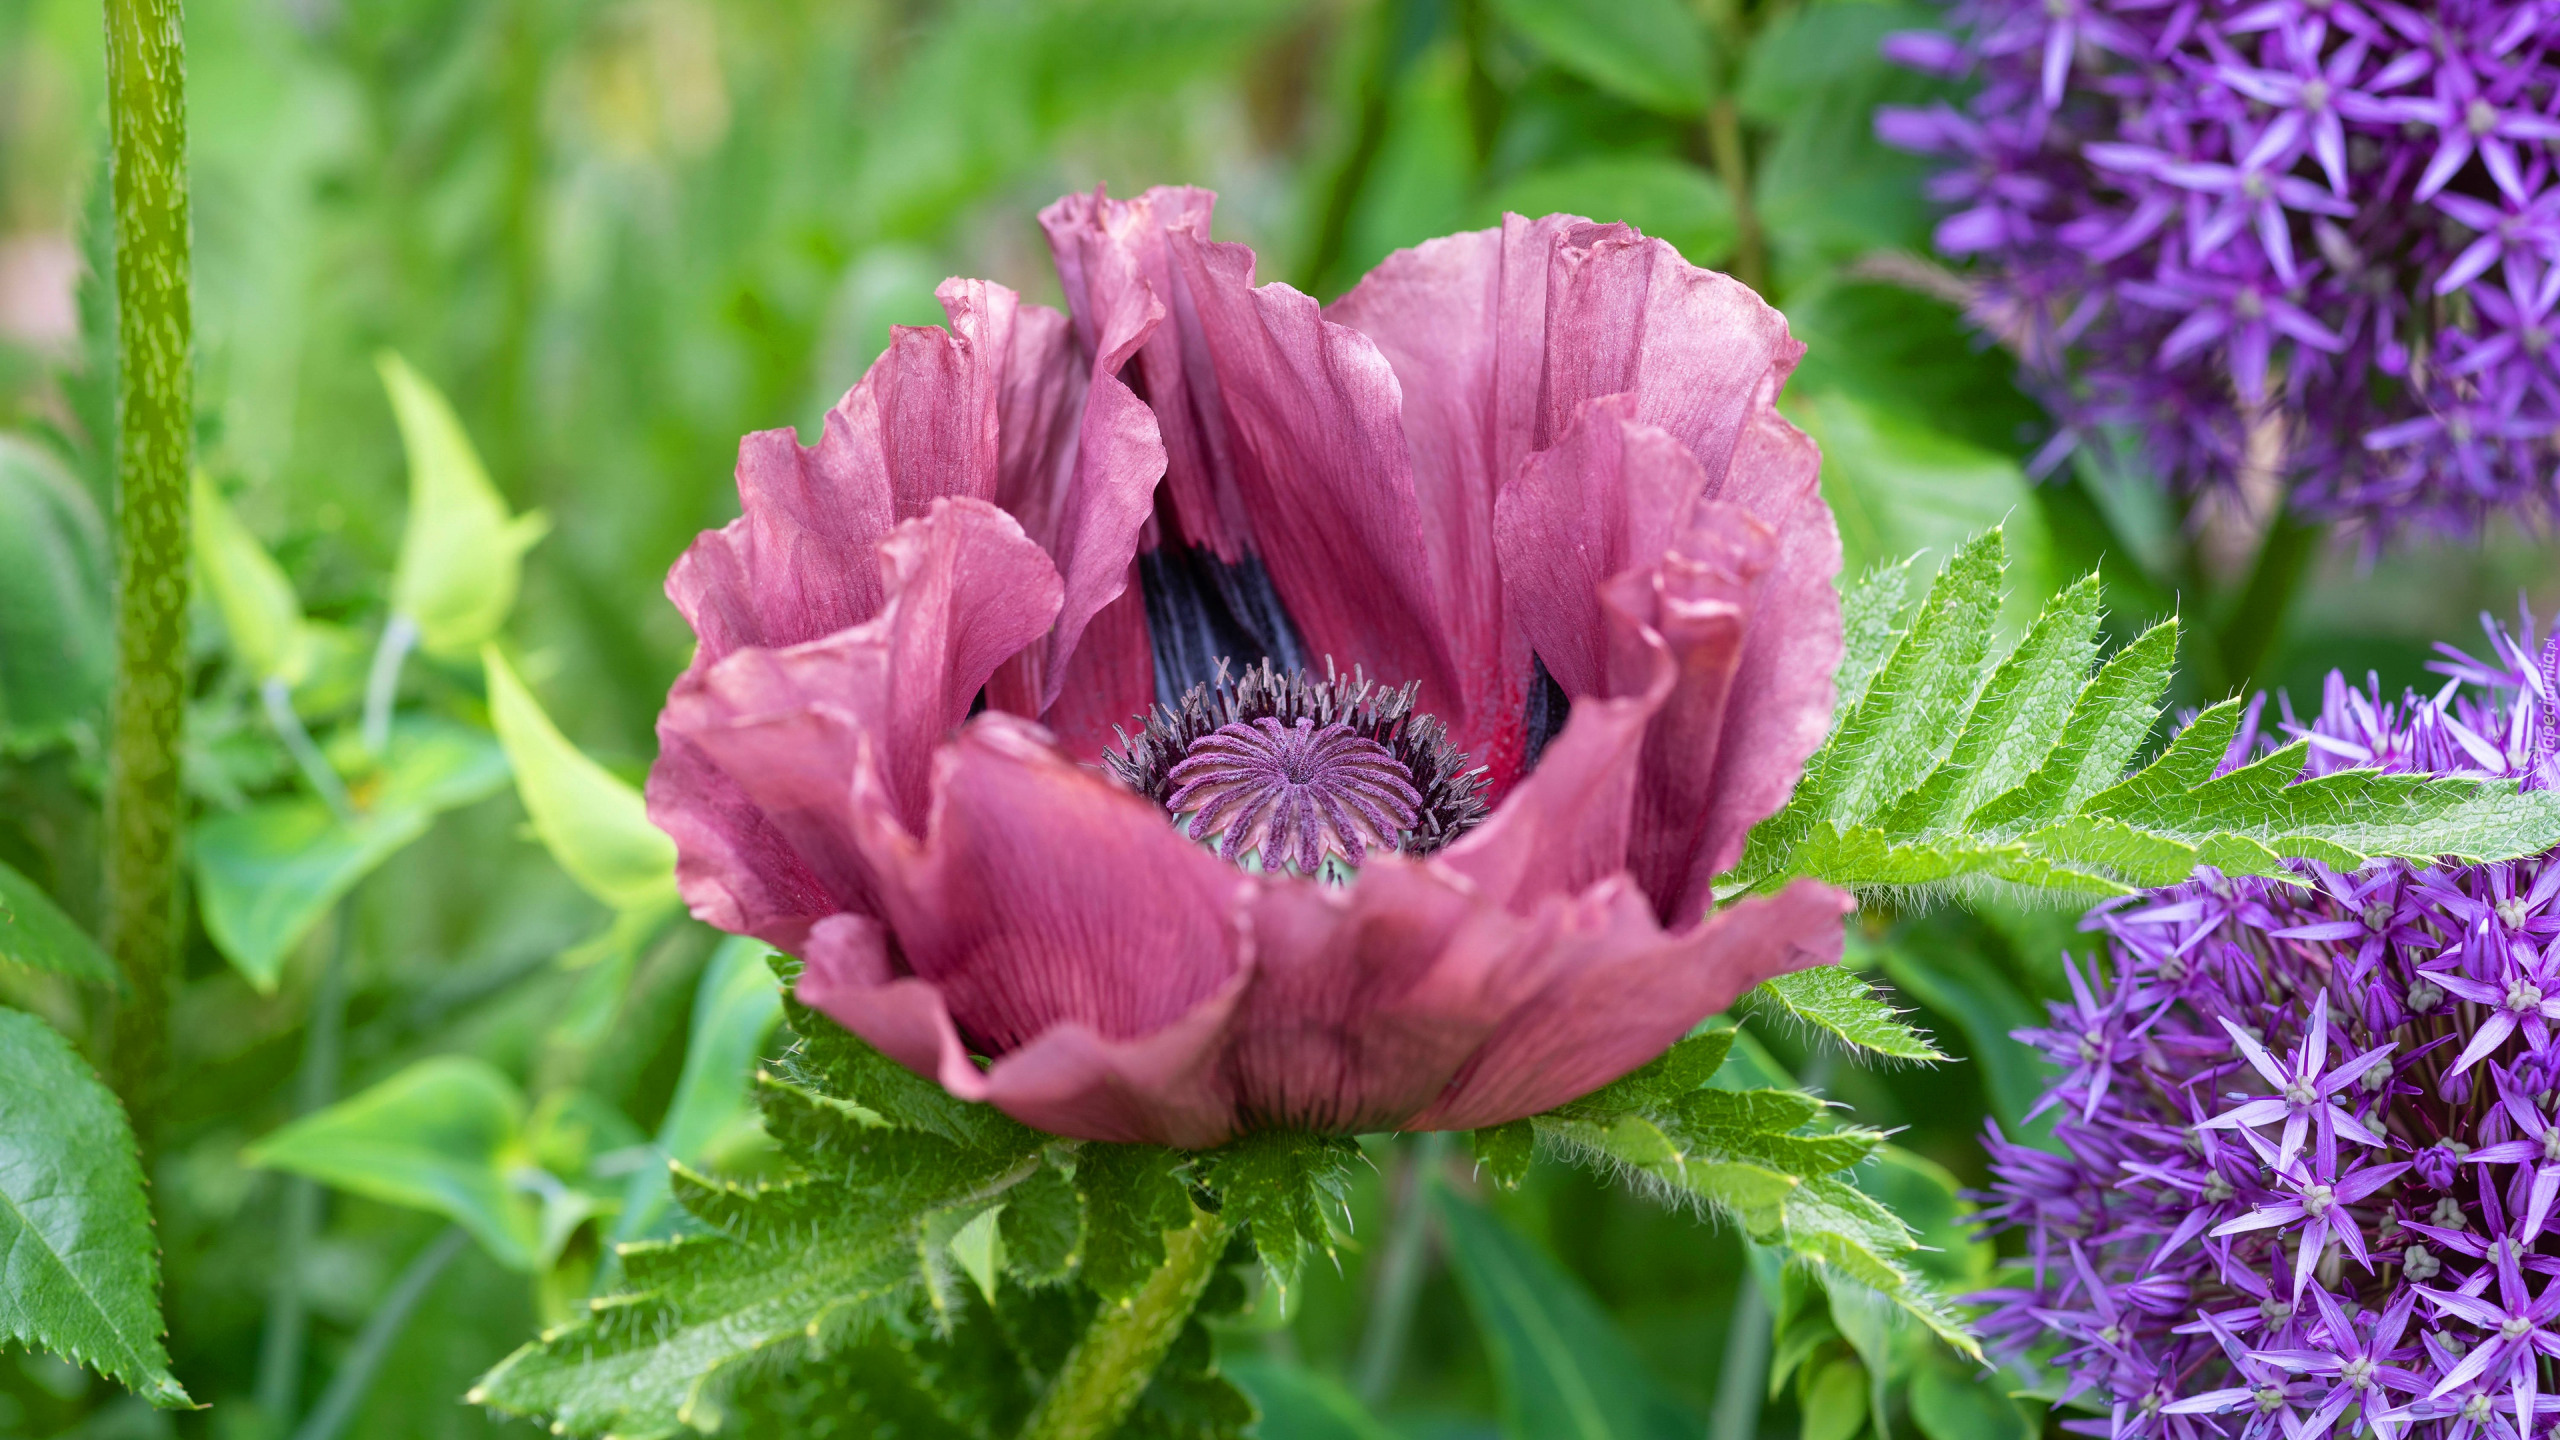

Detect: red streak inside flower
[1163,717,1420,875]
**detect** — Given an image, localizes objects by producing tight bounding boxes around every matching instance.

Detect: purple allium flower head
[1979,614,2560,1435]
[1879,0,2560,535]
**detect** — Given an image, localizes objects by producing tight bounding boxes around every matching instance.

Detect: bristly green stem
[104,0,192,1130]
[1019,1204,1236,1440]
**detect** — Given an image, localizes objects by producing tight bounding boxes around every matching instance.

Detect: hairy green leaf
[473,1206,916,1437]
[1834,559,1912,722]
[0,1010,188,1407]
[1754,963,1946,1061]
[1075,1142,1197,1302]
[1729,531,2560,902]
[1197,1131,1357,1304]
[1472,1119,1536,1191]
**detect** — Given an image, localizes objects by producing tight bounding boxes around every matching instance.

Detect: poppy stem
[103,0,192,1134]
[1019,1203,1237,1440]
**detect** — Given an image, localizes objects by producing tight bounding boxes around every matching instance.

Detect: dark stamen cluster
[1106,659,1490,869]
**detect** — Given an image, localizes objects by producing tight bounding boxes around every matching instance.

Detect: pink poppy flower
[648,186,1851,1147]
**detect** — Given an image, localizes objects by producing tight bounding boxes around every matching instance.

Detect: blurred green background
[1,0,2554,1437]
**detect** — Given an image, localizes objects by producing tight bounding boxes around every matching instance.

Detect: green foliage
[1753,963,1945,1062]
[1433,1186,1699,1440]
[1075,1142,1199,1303]
[191,718,510,987]
[377,354,550,659]
[0,856,114,985]
[483,643,678,913]
[1729,528,2560,900]
[248,1055,544,1270]
[1221,1358,1398,1440]
[615,936,786,1244]
[474,995,1304,1439]
[1791,389,2056,636]
[0,1009,188,1407]
[189,468,309,685]
[1485,157,1736,268]
[0,436,110,749]
[1909,1361,2036,1440]
[1492,0,1715,116]
[1515,1027,1978,1360]
[1196,1132,1358,1305]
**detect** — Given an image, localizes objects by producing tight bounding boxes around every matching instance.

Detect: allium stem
[1352,1130,1449,1403]
[1704,97,1766,296]
[103,0,192,1129]
[2212,504,2323,696]
[1019,1204,1236,1440]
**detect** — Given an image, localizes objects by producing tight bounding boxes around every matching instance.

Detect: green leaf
[1433,1186,1700,1440]
[1472,1119,1536,1191]
[483,643,678,913]
[1735,0,1936,122]
[997,1162,1080,1286]
[1754,963,1945,1062]
[1784,278,2047,462]
[473,1204,917,1437]
[0,858,114,985]
[478,1014,1062,1437]
[246,1055,542,1270]
[1222,1357,1400,1440]
[772,981,1022,1149]
[1485,157,1734,268]
[379,353,550,659]
[1198,1132,1357,1305]
[1856,1147,1992,1289]
[1880,573,2105,833]
[189,468,308,684]
[1729,531,2560,902]
[1791,391,2055,639]
[1528,1036,1978,1360]
[1805,529,2006,830]
[193,718,510,988]
[1822,1280,1896,1438]
[1970,618,2178,830]
[1861,919,2054,1136]
[1834,559,1912,720]
[1798,1357,1868,1440]
[939,1201,1008,1310]
[1910,1357,2035,1440]
[0,435,111,749]
[615,936,784,1244]
[1490,0,1715,115]
[1074,1142,1196,1302]
[1584,1028,1739,1111]
[0,1010,189,1407]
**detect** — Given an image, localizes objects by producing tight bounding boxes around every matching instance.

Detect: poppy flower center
[1106,659,1490,880]
[1166,718,1418,874]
